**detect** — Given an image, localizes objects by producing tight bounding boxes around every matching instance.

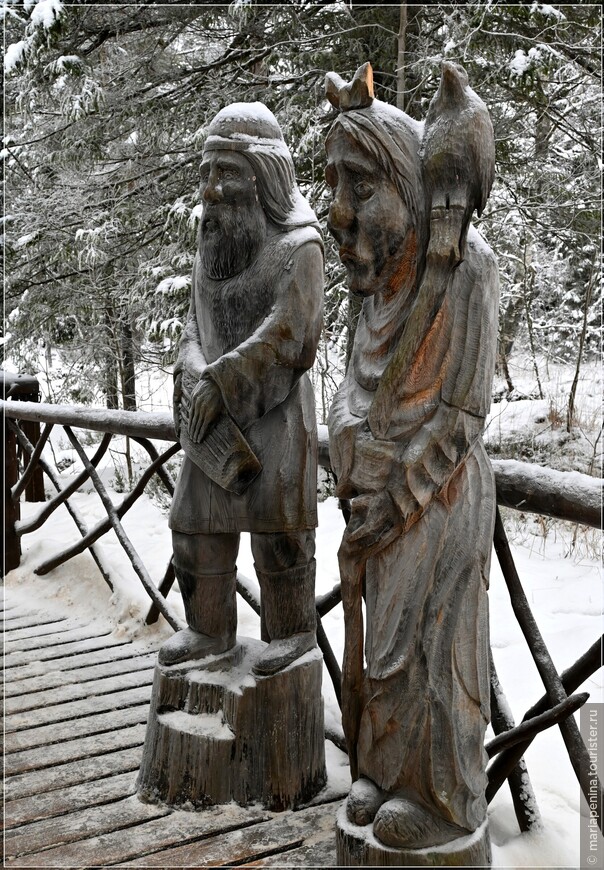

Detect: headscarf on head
[204,102,319,232]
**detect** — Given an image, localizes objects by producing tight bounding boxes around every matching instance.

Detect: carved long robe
[329,226,499,831]
[170,225,323,534]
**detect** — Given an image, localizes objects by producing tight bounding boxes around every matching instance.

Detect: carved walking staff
[326,62,499,866]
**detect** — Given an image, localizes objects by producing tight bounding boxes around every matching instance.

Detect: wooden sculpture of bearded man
[164,102,323,678]
[325,62,499,865]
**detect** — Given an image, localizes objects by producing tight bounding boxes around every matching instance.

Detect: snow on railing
[3,387,603,834]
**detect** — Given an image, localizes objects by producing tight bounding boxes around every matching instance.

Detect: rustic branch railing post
[489,651,541,831]
[1,395,601,835]
[487,635,603,802]
[4,406,21,576]
[7,419,115,589]
[2,371,44,576]
[493,507,603,833]
[62,425,183,632]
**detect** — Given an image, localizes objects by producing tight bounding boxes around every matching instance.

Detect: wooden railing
[2,382,602,835]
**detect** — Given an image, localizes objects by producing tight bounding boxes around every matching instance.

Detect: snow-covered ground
[5,472,602,868]
[4,352,602,868]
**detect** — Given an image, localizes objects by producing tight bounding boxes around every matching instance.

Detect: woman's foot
[373,797,470,849]
[346,777,386,826]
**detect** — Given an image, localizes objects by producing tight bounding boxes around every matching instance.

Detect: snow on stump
[335,805,491,867]
[136,639,326,811]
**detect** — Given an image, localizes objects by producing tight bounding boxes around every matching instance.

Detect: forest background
[3,1,602,475]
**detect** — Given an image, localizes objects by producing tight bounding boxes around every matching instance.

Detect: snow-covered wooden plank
[1,606,28,617]
[4,634,133,669]
[5,771,137,828]
[6,722,147,776]
[1,598,26,610]
[251,828,337,866]
[5,703,150,753]
[6,665,154,715]
[5,794,171,860]
[5,803,271,867]
[6,622,114,653]
[5,745,143,801]
[6,683,152,732]
[6,640,156,682]
[121,800,339,867]
[5,651,156,698]
[2,613,66,631]
[4,618,75,641]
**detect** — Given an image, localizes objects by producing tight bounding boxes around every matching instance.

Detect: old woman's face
[325,126,413,298]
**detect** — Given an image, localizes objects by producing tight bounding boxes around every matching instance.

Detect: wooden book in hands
[180,414,262,496]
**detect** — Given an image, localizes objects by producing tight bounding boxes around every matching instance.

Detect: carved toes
[346,777,385,826]
[373,797,470,849]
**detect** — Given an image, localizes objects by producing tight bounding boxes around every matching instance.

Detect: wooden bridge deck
[3,598,343,868]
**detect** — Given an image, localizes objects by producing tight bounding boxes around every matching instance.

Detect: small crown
[325,62,374,112]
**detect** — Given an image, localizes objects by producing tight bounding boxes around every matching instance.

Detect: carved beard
[200,200,267,280]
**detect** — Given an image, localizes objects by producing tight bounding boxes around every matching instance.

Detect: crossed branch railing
[3,373,602,836]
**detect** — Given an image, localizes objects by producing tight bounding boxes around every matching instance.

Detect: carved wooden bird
[420,61,495,260]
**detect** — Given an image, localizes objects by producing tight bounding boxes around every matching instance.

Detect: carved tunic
[170,225,323,534]
[329,227,499,830]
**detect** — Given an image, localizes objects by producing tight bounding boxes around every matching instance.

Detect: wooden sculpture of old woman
[325,62,499,864]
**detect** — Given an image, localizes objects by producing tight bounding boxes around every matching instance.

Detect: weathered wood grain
[4,618,75,641]
[5,650,155,699]
[5,703,150,753]
[5,771,137,828]
[325,61,497,862]
[6,665,154,715]
[5,803,272,866]
[5,622,114,653]
[6,683,152,732]
[2,606,338,868]
[6,722,147,776]
[5,640,156,682]
[336,806,491,867]
[138,643,326,811]
[5,794,170,859]
[247,830,337,866]
[121,800,340,866]
[1,399,176,441]
[2,613,67,631]
[4,634,134,670]
[316,428,602,528]
[5,745,144,801]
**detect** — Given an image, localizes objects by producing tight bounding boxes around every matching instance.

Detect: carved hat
[325,63,426,238]
[204,102,290,157]
[203,102,319,231]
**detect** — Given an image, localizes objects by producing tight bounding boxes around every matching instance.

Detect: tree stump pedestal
[136,638,326,811]
[335,804,491,867]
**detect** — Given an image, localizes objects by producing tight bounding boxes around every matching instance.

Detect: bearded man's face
[199,151,267,279]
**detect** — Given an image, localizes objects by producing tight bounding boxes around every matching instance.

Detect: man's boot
[253,560,317,675]
[159,569,237,666]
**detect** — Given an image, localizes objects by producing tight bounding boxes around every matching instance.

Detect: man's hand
[188,378,223,443]
[339,491,403,569]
